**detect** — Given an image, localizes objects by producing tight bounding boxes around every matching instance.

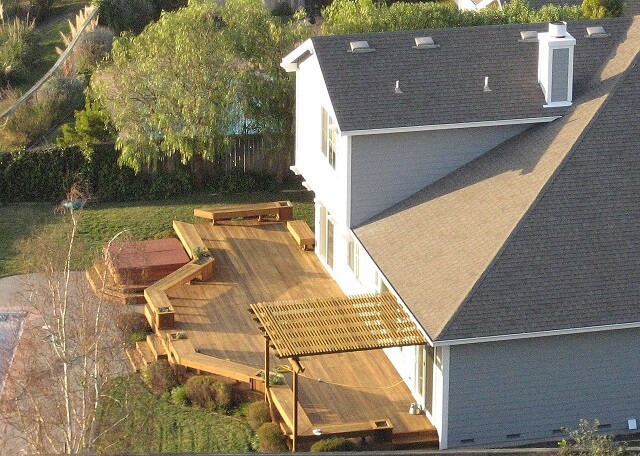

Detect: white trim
[290,165,301,175]
[346,136,352,228]
[434,321,640,347]
[280,39,314,72]
[544,101,572,108]
[342,116,560,137]
[440,345,450,450]
[301,181,313,190]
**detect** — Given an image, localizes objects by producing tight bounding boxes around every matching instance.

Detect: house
[281,16,640,449]
[453,0,581,12]
[454,0,502,12]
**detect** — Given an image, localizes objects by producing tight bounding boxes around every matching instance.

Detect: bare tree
[0,184,130,454]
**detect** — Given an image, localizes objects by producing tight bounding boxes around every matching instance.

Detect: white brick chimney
[538,22,576,107]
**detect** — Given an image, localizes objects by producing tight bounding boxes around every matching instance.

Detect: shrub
[151,0,187,14]
[116,312,151,336]
[72,27,114,74]
[310,437,357,452]
[0,77,86,150]
[95,0,156,34]
[58,99,116,160]
[143,359,178,393]
[256,422,287,453]
[127,330,147,346]
[170,384,189,406]
[558,419,627,456]
[40,76,86,110]
[582,0,623,18]
[29,0,58,21]
[246,401,271,431]
[185,375,232,410]
[0,16,37,85]
[271,1,293,17]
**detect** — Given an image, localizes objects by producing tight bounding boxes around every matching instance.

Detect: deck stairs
[85,262,148,305]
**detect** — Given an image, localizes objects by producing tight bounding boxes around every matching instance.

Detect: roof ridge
[438,18,640,341]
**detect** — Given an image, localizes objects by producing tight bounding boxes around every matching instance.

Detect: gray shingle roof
[310,19,631,132]
[439,48,640,340]
[354,16,640,341]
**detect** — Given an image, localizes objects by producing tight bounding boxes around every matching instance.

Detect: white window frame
[347,238,360,281]
[321,106,337,169]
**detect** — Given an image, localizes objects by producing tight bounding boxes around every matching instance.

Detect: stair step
[146,333,168,360]
[136,341,155,366]
[92,262,150,293]
[85,266,146,305]
[125,346,144,372]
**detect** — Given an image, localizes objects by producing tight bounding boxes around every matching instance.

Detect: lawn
[94,374,254,453]
[0,190,315,277]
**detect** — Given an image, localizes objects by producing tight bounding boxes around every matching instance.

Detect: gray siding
[447,329,640,447]
[350,124,529,227]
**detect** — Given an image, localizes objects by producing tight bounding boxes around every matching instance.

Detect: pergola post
[292,365,298,453]
[264,336,270,402]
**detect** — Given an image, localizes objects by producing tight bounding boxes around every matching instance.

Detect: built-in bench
[287,220,314,250]
[194,201,294,224]
[143,221,214,330]
[173,220,208,259]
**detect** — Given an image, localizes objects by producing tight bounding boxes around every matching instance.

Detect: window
[326,218,334,268]
[321,106,337,169]
[319,205,334,269]
[347,239,360,280]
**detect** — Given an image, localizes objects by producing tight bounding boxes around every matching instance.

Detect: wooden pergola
[249,292,428,451]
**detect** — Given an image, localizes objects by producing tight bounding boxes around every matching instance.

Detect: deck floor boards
[167,220,437,443]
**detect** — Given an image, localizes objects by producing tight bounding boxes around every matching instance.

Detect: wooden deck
[164,220,438,448]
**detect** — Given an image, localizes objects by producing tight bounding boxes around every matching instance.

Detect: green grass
[0,190,314,277]
[95,374,254,453]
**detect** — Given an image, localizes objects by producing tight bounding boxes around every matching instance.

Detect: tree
[321,0,585,35]
[92,0,312,174]
[0,184,130,454]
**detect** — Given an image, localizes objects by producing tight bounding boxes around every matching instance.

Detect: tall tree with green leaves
[92,0,311,174]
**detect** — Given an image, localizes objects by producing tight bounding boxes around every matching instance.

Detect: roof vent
[349,40,374,53]
[394,80,403,94]
[519,30,538,42]
[585,26,609,38]
[483,76,491,92]
[413,36,439,49]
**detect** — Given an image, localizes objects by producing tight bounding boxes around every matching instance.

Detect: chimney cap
[548,21,567,38]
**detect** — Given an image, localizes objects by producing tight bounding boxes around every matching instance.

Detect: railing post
[292,367,298,453]
[264,336,270,401]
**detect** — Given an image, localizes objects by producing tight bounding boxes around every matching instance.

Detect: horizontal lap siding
[350,124,528,227]
[447,328,640,447]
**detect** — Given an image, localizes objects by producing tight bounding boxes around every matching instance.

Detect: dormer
[538,22,576,107]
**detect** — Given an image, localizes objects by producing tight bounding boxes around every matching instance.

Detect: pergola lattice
[250,292,427,358]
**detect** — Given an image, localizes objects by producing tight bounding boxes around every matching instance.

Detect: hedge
[0,145,288,203]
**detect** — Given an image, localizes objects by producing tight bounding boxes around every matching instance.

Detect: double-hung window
[321,106,337,169]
